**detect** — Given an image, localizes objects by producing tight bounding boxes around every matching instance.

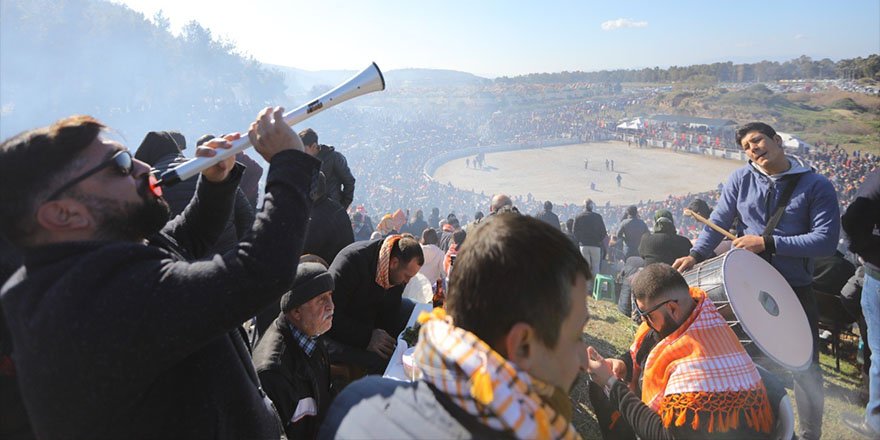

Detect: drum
[682,249,813,371]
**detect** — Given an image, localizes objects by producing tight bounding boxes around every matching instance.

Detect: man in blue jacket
[673,122,840,440]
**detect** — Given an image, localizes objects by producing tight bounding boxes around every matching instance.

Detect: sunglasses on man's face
[46,150,134,201]
[634,299,675,323]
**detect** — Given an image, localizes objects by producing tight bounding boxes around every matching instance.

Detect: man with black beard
[0,108,319,439]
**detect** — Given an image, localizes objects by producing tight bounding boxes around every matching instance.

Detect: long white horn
[158,62,385,186]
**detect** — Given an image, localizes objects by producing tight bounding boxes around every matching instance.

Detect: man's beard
[654,311,681,339]
[75,179,170,242]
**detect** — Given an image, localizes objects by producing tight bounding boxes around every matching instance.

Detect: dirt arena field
[432,141,743,205]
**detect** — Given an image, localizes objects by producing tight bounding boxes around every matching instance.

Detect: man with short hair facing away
[0,108,318,438]
[319,214,590,439]
[673,122,839,440]
[536,200,561,230]
[573,198,607,276]
[300,128,356,210]
[586,263,778,439]
[324,235,424,375]
[418,228,446,287]
[253,262,337,440]
[614,205,649,260]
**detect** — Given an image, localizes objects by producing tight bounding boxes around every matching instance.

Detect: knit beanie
[280,263,334,312]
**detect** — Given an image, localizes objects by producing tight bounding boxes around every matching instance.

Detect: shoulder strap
[762,172,804,236]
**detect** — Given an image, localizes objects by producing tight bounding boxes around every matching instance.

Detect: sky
[111,0,879,78]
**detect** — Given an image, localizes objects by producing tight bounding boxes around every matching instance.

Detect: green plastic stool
[593,274,615,301]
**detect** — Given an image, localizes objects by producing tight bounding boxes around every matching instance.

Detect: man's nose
[132,158,152,176]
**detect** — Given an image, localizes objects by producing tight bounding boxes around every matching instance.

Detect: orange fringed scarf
[375,234,402,290]
[631,287,774,434]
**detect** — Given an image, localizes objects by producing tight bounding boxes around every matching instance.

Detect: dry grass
[570,296,867,439]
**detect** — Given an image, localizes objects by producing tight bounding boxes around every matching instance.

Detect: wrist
[762,234,776,254]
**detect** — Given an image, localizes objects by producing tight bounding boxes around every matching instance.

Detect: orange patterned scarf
[631,287,774,433]
[375,234,401,290]
[414,308,581,440]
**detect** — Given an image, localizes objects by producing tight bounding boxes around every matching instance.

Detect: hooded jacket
[691,159,840,287]
[316,145,356,210]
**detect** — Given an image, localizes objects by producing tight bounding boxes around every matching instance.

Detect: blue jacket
[692,159,840,287]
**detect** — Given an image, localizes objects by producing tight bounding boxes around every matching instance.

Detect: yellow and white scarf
[414,308,581,440]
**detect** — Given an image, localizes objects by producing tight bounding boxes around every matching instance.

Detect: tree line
[497,54,880,85]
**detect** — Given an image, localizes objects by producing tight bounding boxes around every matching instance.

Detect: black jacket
[135,135,256,255]
[1,150,319,439]
[638,232,692,266]
[843,168,880,272]
[318,376,513,439]
[536,210,561,230]
[303,196,355,265]
[326,240,404,350]
[316,145,356,210]
[572,210,607,247]
[254,315,333,440]
[617,217,650,258]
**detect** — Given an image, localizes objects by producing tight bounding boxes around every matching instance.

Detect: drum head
[722,249,813,371]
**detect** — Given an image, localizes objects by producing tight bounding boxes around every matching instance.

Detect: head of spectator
[134,130,185,166]
[631,263,696,338]
[687,198,712,220]
[390,208,406,231]
[0,116,170,248]
[196,133,215,147]
[387,236,425,287]
[413,209,424,222]
[490,194,513,214]
[625,205,639,219]
[735,122,788,175]
[299,128,320,157]
[544,200,553,213]
[474,211,484,223]
[451,229,466,248]
[653,209,675,233]
[421,228,439,246]
[280,262,335,337]
[566,218,574,233]
[584,198,595,212]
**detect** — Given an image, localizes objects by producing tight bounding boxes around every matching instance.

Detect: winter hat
[280,263,334,312]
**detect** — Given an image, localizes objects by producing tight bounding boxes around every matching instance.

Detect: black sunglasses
[634,299,676,323]
[46,150,134,201]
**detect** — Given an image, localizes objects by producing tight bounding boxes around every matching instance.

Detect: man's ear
[388,256,400,271]
[773,134,783,147]
[35,199,93,233]
[504,322,536,370]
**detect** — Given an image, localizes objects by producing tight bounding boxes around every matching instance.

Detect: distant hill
[266,64,491,97]
[384,68,491,88]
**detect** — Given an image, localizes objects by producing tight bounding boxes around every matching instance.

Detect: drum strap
[760,173,803,260]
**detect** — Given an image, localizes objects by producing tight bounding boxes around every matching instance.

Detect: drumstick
[683,209,737,241]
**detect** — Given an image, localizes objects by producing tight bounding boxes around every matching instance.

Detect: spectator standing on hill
[536,201,561,230]
[573,199,607,276]
[613,205,649,260]
[300,128,356,210]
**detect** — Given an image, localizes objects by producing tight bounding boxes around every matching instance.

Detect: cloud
[601,18,648,31]
[794,34,805,40]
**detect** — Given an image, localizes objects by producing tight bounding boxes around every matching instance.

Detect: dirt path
[433,141,743,205]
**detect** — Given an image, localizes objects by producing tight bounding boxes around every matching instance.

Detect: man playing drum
[586,263,782,439]
[672,122,840,440]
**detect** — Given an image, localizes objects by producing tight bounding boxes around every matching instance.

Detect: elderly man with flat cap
[253,262,336,440]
